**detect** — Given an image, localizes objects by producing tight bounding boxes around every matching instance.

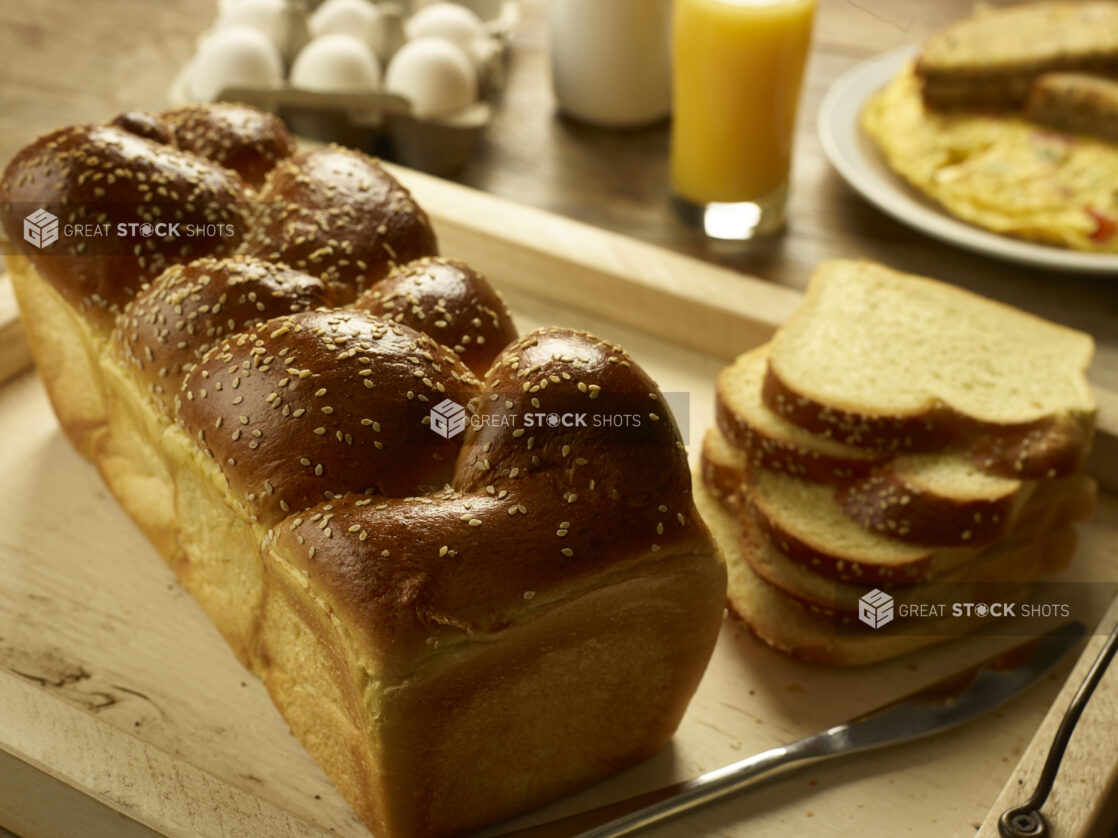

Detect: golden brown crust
[112,256,333,414]
[265,327,708,675]
[244,146,438,303]
[4,108,728,838]
[699,428,746,513]
[743,518,1077,621]
[0,123,248,331]
[716,375,883,485]
[834,470,1020,548]
[354,257,518,376]
[918,61,1118,111]
[162,103,296,189]
[109,111,175,146]
[176,308,479,528]
[762,363,952,452]
[453,327,692,506]
[1026,72,1118,142]
[914,2,1118,110]
[269,485,714,679]
[763,362,1092,480]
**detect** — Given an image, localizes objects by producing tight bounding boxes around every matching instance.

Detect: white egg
[386,36,477,119]
[309,0,379,43]
[405,2,487,51]
[190,26,283,102]
[216,0,289,47]
[290,33,382,93]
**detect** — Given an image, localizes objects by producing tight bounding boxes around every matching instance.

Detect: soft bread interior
[768,260,1096,428]
[918,2,1118,75]
[743,515,1080,619]
[717,346,882,478]
[717,343,1032,545]
[694,479,1075,667]
[8,254,111,457]
[701,427,1096,584]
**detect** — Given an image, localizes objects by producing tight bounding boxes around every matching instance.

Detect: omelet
[862,63,1118,253]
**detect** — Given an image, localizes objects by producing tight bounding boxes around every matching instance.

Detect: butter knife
[492,622,1086,838]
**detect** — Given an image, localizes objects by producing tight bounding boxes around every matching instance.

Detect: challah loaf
[0,107,726,838]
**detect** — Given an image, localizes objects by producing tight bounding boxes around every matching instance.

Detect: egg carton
[169,0,518,175]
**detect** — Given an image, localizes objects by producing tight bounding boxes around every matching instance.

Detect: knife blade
[489,622,1086,838]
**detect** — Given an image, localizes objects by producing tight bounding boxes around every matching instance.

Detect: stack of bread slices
[698,259,1098,665]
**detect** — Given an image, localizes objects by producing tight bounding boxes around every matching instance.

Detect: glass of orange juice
[671,0,816,240]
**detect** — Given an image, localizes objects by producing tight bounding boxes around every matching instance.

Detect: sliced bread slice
[764,260,1095,476]
[716,347,885,484]
[916,2,1118,110]
[749,464,1094,587]
[743,515,1077,621]
[717,344,1031,544]
[700,426,1097,586]
[699,426,748,513]
[695,479,1074,667]
[1026,72,1118,144]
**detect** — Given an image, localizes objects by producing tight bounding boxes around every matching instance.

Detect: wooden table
[1,0,1116,389]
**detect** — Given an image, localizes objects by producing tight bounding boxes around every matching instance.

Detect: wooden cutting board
[1,168,1117,838]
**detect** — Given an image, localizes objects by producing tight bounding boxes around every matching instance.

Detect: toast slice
[765,260,1096,472]
[718,345,1031,545]
[1026,72,1118,143]
[695,479,1077,667]
[700,427,1097,586]
[743,517,1077,621]
[916,2,1118,110]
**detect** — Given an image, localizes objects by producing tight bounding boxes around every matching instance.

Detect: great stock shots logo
[430,398,468,439]
[858,588,895,629]
[23,209,59,249]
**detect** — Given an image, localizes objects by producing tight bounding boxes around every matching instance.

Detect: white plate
[817,45,1118,276]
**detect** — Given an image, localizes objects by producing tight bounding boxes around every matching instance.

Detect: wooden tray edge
[0,667,332,838]
[976,598,1118,838]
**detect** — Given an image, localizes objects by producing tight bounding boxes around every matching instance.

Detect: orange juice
[671,0,816,205]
